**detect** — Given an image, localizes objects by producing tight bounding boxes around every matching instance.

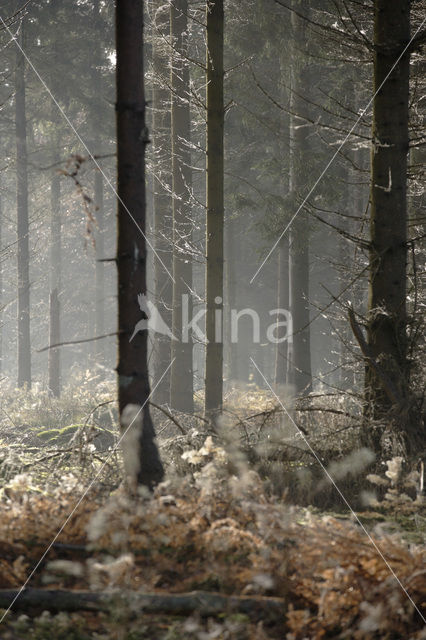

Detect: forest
[0,0,425,638]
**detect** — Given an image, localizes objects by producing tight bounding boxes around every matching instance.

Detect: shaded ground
[0,436,425,639]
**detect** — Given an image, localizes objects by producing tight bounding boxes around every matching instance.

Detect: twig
[37,332,117,353]
[149,402,187,435]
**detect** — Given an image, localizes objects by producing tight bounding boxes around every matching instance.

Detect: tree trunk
[48,161,61,397]
[116,0,164,490]
[289,225,311,394]
[275,50,291,388]
[204,0,224,417]
[94,169,105,366]
[0,176,3,374]
[288,1,312,396]
[15,24,31,389]
[225,215,238,384]
[94,0,105,371]
[364,0,411,452]
[274,237,290,386]
[169,0,194,413]
[151,0,173,406]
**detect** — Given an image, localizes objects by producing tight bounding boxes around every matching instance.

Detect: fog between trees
[0,0,424,485]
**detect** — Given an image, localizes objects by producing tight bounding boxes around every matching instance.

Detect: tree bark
[151,0,173,406]
[365,0,411,452]
[204,0,224,417]
[169,0,194,413]
[116,0,164,490]
[48,160,61,397]
[15,24,31,389]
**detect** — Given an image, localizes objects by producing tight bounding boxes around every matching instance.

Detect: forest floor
[0,375,425,639]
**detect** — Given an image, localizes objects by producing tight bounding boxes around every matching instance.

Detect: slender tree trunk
[287,1,312,395]
[48,161,61,396]
[116,0,164,490]
[225,215,238,383]
[151,0,173,405]
[364,0,411,452]
[274,237,289,385]
[204,0,224,417]
[94,169,105,364]
[275,51,290,388]
[94,0,105,370]
[0,177,2,374]
[289,226,311,394]
[169,0,194,413]
[15,25,31,389]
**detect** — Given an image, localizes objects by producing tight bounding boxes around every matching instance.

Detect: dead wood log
[0,588,286,619]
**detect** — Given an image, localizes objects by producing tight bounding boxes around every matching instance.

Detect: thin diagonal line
[0,15,174,283]
[250,16,426,283]
[0,359,174,624]
[250,356,426,623]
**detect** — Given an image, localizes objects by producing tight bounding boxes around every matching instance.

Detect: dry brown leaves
[0,464,425,639]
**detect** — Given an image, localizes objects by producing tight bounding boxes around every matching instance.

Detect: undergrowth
[0,380,425,638]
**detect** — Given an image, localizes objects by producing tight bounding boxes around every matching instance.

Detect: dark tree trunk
[288,1,312,395]
[116,0,164,490]
[151,0,173,406]
[204,0,224,417]
[289,225,311,395]
[364,0,412,453]
[15,25,31,389]
[48,161,61,397]
[169,0,194,413]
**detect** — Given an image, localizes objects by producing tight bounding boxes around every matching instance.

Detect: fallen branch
[295,406,356,419]
[0,589,286,620]
[244,406,309,436]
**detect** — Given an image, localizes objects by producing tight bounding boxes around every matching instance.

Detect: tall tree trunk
[94,168,105,365]
[48,160,61,397]
[169,0,194,413]
[204,0,224,417]
[225,215,238,383]
[15,25,31,389]
[116,0,164,490]
[151,0,173,405]
[94,0,105,370]
[288,1,312,395]
[364,0,411,453]
[275,51,290,388]
[0,176,2,374]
